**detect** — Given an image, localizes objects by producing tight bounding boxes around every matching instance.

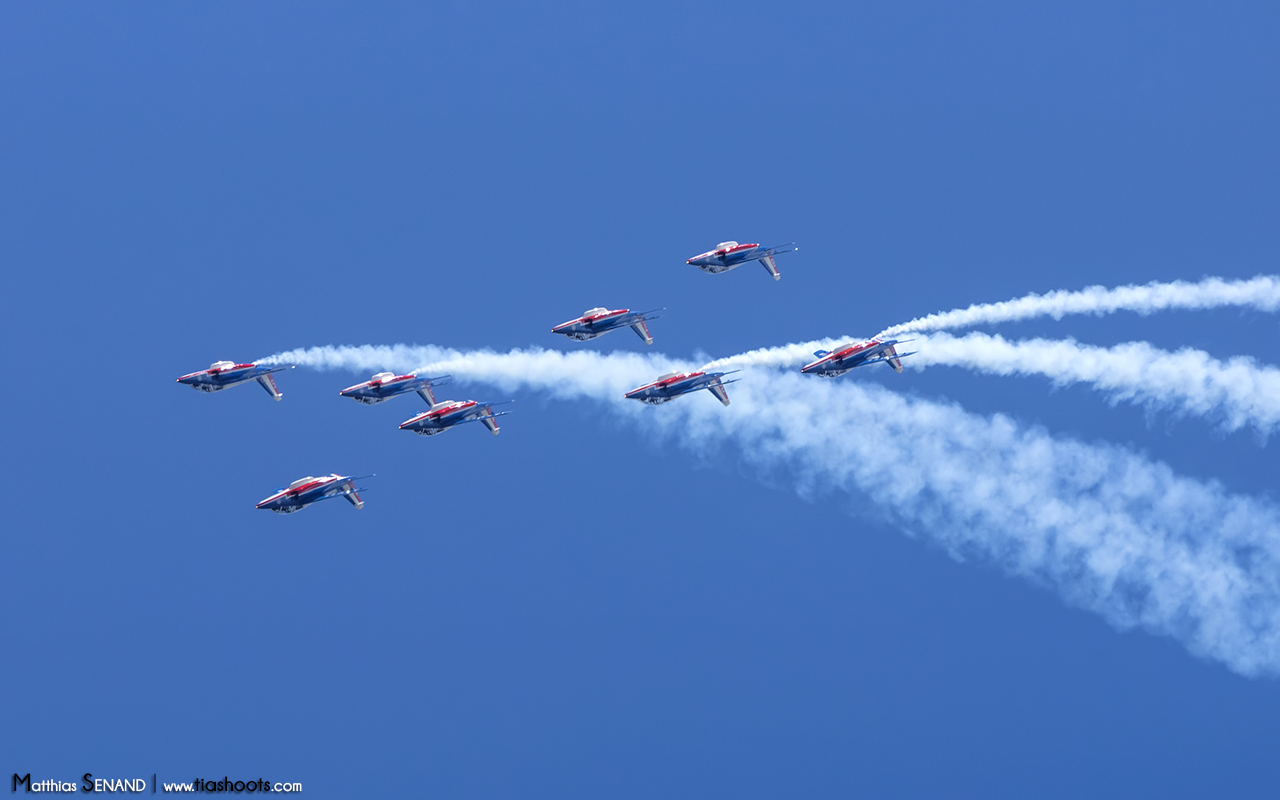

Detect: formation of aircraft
[399,399,512,436]
[177,361,293,401]
[800,339,916,378]
[552,307,661,345]
[625,369,739,406]
[340,372,451,405]
[179,238,923,513]
[686,241,798,281]
[256,474,372,514]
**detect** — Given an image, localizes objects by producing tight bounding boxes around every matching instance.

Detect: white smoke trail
[707,332,1280,435]
[262,342,1280,676]
[877,275,1280,337]
[911,332,1280,434]
[259,343,689,401]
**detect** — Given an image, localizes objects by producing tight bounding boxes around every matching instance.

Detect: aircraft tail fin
[706,379,732,406]
[256,373,283,401]
[343,488,364,510]
[479,406,501,435]
[630,319,654,345]
[759,254,781,280]
[416,375,451,405]
[884,344,904,374]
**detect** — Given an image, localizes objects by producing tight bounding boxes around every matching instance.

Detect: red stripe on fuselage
[425,400,475,418]
[808,340,881,369]
[584,309,627,322]
[287,479,332,495]
[632,372,700,393]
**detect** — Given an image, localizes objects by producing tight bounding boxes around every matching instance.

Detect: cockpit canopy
[583,307,609,317]
[210,360,236,370]
[288,476,317,488]
[716,241,739,250]
[657,371,680,381]
[371,371,395,382]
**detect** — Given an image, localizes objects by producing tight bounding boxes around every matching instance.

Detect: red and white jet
[551,307,661,345]
[399,399,513,437]
[624,369,739,406]
[686,241,798,280]
[339,372,450,405]
[800,339,916,378]
[177,361,294,400]
[256,473,373,513]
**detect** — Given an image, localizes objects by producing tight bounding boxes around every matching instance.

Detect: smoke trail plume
[877,275,1280,337]
[263,342,1280,676]
[911,332,1280,434]
[704,332,1280,435]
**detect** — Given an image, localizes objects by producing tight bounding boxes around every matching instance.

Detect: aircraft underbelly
[699,263,734,274]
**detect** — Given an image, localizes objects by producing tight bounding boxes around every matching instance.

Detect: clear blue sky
[3,2,1279,797]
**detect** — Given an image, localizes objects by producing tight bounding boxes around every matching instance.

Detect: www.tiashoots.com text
[12,774,302,793]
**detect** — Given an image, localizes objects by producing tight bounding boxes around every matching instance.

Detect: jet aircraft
[177,361,294,401]
[256,473,372,513]
[686,241,798,280]
[339,372,451,405]
[551,307,661,345]
[624,369,739,406]
[399,400,512,436]
[800,339,916,378]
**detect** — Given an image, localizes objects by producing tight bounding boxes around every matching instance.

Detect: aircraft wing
[458,410,513,423]
[703,375,741,406]
[310,487,367,509]
[856,350,917,371]
[756,246,795,280]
